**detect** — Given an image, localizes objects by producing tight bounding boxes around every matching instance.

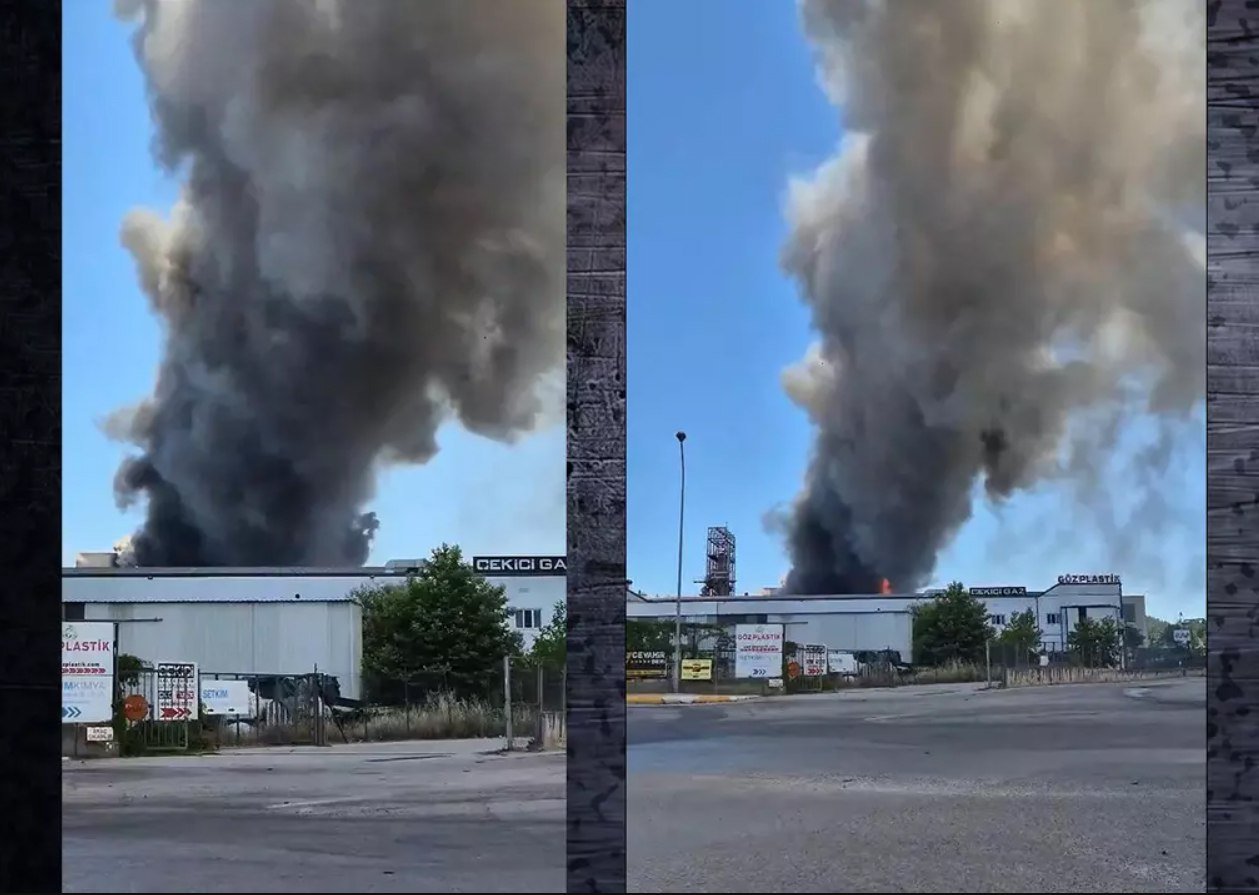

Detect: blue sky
[61,3,564,568]
[626,0,1205,620]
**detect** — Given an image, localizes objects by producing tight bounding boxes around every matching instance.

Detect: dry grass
[337,694,535,743]
[214,693,539,746]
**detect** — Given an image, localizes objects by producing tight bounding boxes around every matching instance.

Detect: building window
[989,614,1005,626]
[63,602,85,621]
[514,609,542,630]
[1046,613,1061,626]
[1122,604,1135,623]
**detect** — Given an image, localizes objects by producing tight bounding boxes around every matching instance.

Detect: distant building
[63,553,566,698]
[626,574,1146,662]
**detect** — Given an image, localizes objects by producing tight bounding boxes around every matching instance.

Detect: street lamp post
[674,431,687,694]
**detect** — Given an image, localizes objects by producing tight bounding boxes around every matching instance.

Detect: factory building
[63,553,566,699]
[629,593,915,658]
[627,574,1145,662]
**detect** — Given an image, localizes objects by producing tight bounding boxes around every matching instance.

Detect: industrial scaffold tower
[700,526,736,597]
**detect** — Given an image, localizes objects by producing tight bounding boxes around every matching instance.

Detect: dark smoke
[779,0,1204,594]
[106,0,564,566]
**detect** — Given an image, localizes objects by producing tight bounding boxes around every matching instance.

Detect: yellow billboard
[680,659,713,681]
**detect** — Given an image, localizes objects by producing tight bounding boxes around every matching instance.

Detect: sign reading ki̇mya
[1057,574,1121,586]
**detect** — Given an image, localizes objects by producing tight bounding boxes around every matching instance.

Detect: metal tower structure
[699,526,737,597]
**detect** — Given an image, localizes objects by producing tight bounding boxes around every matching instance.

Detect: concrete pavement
[628,678,1204,893]
[63,739,565,893]
[626,693,761,705]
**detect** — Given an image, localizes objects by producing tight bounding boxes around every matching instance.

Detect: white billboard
[156,662,200,721]
[62,622,116,724]
[802,644,827,677]
[735,624,784,678]
[827,649,858,676]
[200,679,256,717]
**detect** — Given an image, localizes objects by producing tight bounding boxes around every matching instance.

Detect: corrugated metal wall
[771,611,914,659]
[85,601,362,698]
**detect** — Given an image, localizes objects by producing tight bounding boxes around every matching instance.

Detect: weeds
[336,693,534,743]
[213,692,534,746]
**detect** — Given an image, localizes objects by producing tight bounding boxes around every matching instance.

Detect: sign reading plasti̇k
[734,624,784,679]
[62,622,115,724]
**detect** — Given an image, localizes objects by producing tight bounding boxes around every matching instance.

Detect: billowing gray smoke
[108,0,564,566]
[779,0,1204,594]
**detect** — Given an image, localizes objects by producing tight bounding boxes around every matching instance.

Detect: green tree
[1185,618,1206,652]
[912,582,993,666]
[1067,616,1122,667]
[1147,615,1173,646]
[529,601,566,669]
[627,619,675,654]
[996,609,1042,663]
[1122,624,1145,651]
[356,544,518,702]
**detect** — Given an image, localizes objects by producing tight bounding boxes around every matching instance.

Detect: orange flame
[880,578,892,595]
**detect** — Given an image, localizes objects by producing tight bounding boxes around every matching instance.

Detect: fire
[880,578,892,595]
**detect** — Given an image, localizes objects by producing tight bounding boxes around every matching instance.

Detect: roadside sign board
[123,694,149,722]
[85,726,114,743]
[734,624,784,679]
[827,649,858,676]
[200,680,256,717]
[156,662,200,721]
[627,651,669,679]
[680,659,713,681]
[61,622,115,724]
[802,644,827,677]
[1173,628,1191,645]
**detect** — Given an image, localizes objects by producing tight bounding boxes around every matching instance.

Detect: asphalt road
[628,678,1204,893]
[63,739,565,893]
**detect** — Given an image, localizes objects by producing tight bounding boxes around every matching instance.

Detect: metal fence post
[503,656,513,751]
[536,663,545,744]
[313,665,326,747]
[985,639,992,689]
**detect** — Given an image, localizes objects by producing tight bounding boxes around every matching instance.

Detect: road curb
[626,694,761,705]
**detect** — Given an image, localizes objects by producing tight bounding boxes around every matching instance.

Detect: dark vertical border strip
[0,1,61,893]
[1208,1,1259,891]
[566,0,627,892]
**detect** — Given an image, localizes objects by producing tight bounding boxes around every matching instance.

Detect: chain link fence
[331,660,564,747]
[504,656,566,750]
[110,666,333,754]
[111,658,567,754]
[627,621,1206,697]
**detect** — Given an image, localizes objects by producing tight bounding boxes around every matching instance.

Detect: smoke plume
[779,0,1204,594]
[106,0,565,566]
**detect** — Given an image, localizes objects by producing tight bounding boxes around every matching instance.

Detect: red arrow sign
[160,706,192,720]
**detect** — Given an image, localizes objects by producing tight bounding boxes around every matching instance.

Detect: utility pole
[674,431,686,694]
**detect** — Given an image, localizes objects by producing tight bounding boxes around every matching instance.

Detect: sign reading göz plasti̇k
[734,624,784,679]
[1056,574,1121,586]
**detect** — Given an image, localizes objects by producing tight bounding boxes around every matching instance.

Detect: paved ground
[628,678,1205,893]
[63,739,564,893]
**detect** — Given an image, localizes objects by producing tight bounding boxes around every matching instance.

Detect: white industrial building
[63,553,566,700]
[627,575,1146,662]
